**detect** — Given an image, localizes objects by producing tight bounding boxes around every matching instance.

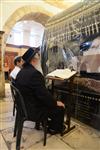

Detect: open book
[47,69,76,80]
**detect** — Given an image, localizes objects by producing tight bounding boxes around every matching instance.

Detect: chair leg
[13,102,16,116]
[13,112,19,137]
[35,122,41,130]
[43,120,47,146]
[16,120,23,150]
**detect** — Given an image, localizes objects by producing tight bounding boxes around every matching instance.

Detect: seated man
[10,56,23,82]
[15,47,66,134]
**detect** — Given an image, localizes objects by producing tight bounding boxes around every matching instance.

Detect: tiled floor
[0,83,100,150]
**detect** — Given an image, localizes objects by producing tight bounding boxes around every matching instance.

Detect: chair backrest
[10,82,28,119]
[11,77,16,85]
[10,81,16,105]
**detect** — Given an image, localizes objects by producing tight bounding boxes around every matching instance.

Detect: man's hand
[57,101,65,108]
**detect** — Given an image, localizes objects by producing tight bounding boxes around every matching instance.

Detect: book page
[47,68,76,79]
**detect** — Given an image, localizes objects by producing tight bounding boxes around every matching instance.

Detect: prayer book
[47,68,76,79]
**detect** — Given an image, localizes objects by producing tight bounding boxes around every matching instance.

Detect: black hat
[14,56,22,65]
[22,47,38,62]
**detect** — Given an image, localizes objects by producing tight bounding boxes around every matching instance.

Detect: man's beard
[34,61,43,75]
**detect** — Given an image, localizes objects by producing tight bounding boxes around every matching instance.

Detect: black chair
[10,79,16,116]
[10,83,48,150]
[10,81,18,138]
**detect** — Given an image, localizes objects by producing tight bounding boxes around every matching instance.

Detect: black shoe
[47,128,60,135]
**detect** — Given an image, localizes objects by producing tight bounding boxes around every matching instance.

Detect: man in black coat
[15,48,65,134]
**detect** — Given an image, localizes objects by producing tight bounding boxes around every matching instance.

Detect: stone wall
[0,31,5,98]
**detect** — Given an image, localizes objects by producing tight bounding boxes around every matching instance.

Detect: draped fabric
[41,0,100,75]
[80,35,100,73]
[41,33,48,76]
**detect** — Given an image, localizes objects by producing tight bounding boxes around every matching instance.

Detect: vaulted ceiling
[2,0,81,33]
[18,0,81,26]
[43,0,81,9]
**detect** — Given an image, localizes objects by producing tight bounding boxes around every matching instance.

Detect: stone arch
[19,12,50,26]
[3,5,52,35]
[0,5,52,97]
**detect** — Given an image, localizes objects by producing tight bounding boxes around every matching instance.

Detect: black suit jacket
[15,64,57,119]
